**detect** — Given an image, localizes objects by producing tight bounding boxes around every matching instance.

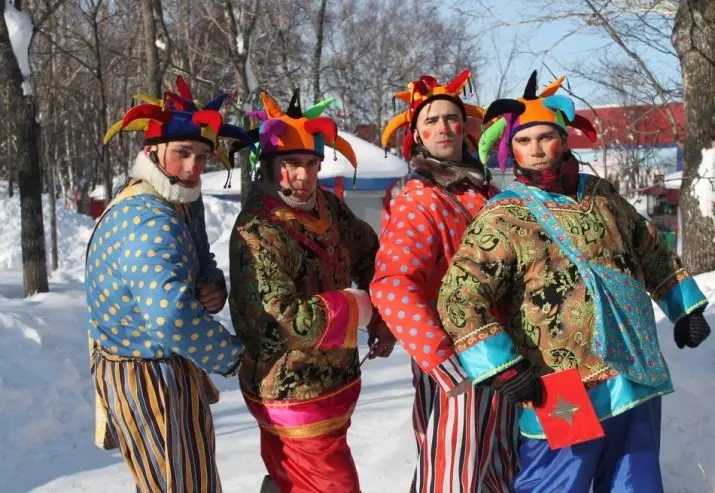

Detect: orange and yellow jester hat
[103,76,254,170]
[254,89,357,168]
[478,71,597,170]
[381,69,485,160]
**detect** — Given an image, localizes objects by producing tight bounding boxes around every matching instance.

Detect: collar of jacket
[409,155,487,190]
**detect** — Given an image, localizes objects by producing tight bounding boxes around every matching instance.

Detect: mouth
[178,177,200,188]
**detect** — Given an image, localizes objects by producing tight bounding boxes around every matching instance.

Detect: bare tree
[311,0,328,104]
[672,0,715,274]
[141,0,161,97]
[0,1,49,296]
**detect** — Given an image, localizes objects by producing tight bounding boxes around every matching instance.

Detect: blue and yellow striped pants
[93,350,222,493]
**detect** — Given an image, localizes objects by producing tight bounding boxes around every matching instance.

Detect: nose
[530,140,544,156]
[293,167,308,181]
[187,156,205,175]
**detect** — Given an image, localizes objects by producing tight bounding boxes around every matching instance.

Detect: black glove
[674,310,711,349]
[490,360,545,406]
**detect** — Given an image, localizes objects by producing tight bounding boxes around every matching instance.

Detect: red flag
[534,368,605,450]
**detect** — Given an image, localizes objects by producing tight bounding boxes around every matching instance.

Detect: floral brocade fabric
[438,177,690,386]
[229,185,379,401]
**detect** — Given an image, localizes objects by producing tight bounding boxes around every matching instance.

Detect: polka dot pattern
[85,192,241,374]
[370,178,489,372]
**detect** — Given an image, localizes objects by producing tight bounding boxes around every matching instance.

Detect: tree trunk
[8,166,14,197]
[0,5,49,296]
[672,0,715,274]
[312,0,328,104]
[47,150,58,271]
[91,7,112,202]
[222,0,261,207]
[140,0,161,98]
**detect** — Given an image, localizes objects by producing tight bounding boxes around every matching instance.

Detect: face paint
[513,145,524,165]
[454,123,463,135]
[280,166,290,188]
[422,129,432,141]
[547,139,561,157]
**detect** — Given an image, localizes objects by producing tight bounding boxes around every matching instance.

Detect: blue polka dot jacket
[85,183,242,375]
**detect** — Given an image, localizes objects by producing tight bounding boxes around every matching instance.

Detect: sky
[454,0,681,108]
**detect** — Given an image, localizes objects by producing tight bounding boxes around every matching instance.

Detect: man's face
[510,124,568,171]
[271,153,322,200]
[413,99,464,161]
[146,140,212,188]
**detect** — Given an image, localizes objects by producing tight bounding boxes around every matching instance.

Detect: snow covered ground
[1,190,714,492]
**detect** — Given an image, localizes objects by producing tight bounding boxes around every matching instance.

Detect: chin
[179,180,200,189]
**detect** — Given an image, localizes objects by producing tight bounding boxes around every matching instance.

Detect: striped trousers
[411,361,519,493]
[93,351,222,493]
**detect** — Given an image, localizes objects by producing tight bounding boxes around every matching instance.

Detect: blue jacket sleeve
[120,202,242,374]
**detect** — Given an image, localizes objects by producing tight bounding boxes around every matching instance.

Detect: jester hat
[478,71,597,170]
[103,76,254,170]
[245,88,357,168]
[381,69,485,160]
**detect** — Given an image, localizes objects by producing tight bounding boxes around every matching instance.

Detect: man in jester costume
[370,70,520,493]
[437,71,711,492]
[87,76,253,492]
[228,89,395,493]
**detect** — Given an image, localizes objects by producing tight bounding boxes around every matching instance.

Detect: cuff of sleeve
[315,291,359,350]
[657,276,709,323]
[428,355,469,393]
[456,331,522,384]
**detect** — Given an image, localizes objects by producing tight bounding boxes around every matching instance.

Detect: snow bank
[0,193,95,280]
[320,132,407,179]
[692,147,715,221]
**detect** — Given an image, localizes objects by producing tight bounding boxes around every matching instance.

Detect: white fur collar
[129,151,202,204]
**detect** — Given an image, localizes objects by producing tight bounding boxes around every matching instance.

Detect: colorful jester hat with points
[241,88,357,172]
[103,76,254,170]
[478,71,598,171]
[381,69,485,160]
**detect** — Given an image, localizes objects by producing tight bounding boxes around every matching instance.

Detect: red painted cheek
[280,167,290,186]
[513,146,524,164]
[422,129,432,141]
[547,140,561,156]
[454,123,463,135]
[163,159,183,176]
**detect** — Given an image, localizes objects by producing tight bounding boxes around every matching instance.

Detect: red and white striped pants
[410,360,519,493]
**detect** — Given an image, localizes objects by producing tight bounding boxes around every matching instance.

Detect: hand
[367,316,396,359]
[447,378,473,398]
[491,361,544,406]
[674,311,711,349]
[196,280,228,314]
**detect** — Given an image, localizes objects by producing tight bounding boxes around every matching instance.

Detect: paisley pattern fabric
[229,185,379,401]
[438,175,707,389]
[510,182,669,386]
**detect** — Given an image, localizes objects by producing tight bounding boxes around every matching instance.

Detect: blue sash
[509,182,670,387]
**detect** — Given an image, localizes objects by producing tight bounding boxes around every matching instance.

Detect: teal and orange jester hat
[478,71,598,170]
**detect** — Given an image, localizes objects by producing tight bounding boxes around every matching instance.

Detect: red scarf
[514,155,580,196]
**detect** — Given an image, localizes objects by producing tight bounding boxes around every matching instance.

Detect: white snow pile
[4,0,33,95]
[320,132,408,180]
[0,192,96,279]
[692,146,715,222]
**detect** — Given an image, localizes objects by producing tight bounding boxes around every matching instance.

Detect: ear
[413,128,420,143]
